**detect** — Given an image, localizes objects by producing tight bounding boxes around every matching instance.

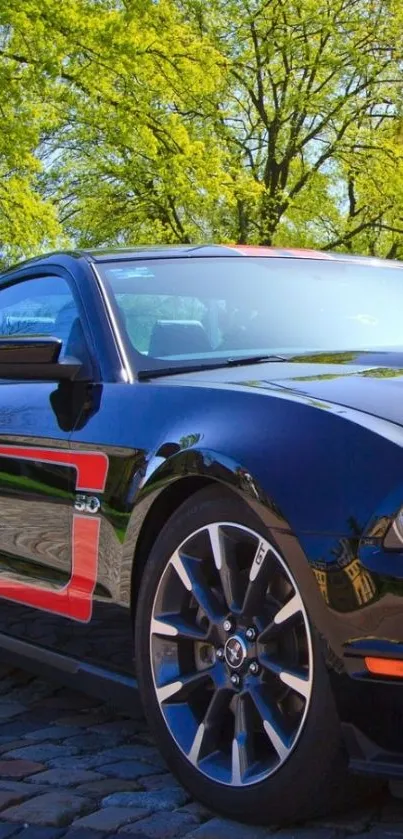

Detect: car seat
[148,320,211,357]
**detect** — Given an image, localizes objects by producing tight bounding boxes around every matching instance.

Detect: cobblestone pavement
[0,667,399,839]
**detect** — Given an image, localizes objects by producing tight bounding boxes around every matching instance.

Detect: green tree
[2,0,403,257]
[179,0,403,254]
[1,0,229,248]
[0,6,62,262]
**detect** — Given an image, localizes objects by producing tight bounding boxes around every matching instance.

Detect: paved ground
[0,667,399,838]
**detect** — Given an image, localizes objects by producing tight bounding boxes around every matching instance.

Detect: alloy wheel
[150,522,313,787]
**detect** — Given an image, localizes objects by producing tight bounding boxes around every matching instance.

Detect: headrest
[148,320,211,357]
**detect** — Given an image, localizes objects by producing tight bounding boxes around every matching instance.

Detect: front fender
[139,445,290,528]
[119,444,344,662]
[116,383,403,665]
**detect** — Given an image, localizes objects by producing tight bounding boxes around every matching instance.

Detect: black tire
[135,486,360,825]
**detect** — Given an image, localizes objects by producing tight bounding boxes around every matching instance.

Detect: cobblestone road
[0,666,399,839]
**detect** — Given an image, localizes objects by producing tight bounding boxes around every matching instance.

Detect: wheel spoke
[242,539,271,616]
[263,719,290,763]
[188,686,232,766]
[260,654,309,696]
[156,668,212,705]
[188,722,206,764]
[208,524,243,613]
[208,523,224,572]
[173,551,224,623]
[280,669,310,700]
[232,693,255,783]
[274,592,303,625]
[151,615,207,641]
[249,538,271,583]
[170,551,192,590]
[204,684,232,726]
[156,680,183,703]
[261,655,310,701]
[231,738,242,785]
[259,654,282,677]
[249,685,290,762]
[258,591,303,643]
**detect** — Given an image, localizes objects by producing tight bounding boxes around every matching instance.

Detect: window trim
[91,264,134,384]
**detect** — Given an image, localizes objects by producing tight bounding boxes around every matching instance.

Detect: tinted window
[99,256,403,372]
[0,276,80,359]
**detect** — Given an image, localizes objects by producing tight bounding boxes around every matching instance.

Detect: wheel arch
[126,445,274,626]
[130,475,216,628]
[125,448,342,663]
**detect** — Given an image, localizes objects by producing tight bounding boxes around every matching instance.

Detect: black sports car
[0,244,403,824]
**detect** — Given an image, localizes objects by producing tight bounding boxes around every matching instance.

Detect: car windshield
[98,256,403,374]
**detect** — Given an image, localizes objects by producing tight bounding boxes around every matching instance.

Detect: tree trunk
[259,191,284,245]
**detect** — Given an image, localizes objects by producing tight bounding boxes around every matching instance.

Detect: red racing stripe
[0,446,109,622]
[0,516,100,622]
[0,446,108,492]
[227,245,334,259]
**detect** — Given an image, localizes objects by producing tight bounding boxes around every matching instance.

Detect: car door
[0,267,102,659]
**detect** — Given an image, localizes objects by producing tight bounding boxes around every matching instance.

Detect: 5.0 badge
[74,494,101,514]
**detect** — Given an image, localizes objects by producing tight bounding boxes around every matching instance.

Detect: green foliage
[184,0,403,253]
[0,3,62,260]
[2,0,229,249]
[1,0,403,258]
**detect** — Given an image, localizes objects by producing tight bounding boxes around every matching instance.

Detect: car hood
[161,350,403,427]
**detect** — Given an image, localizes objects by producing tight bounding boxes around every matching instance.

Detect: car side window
[0,275,85,361]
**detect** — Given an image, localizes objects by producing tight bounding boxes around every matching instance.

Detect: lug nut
[246,627,256,641]
[230,673,240,688]
[216,647,224,660]
[223,619,232,632]
[249,661,260,675]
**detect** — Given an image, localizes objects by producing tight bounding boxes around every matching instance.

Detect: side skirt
[0,631,142,715]
[344,722,403,779]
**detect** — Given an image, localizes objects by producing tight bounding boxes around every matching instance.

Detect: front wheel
[135,487,353,825]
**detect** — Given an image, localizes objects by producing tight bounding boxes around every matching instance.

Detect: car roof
[83,244,400,265]
[2,243,403,276]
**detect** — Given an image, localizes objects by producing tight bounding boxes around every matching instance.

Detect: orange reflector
[365,657,403,677]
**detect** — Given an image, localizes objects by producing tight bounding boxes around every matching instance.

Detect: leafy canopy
[1,0,403,258]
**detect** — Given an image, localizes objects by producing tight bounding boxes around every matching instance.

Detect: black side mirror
[0,337,87,381]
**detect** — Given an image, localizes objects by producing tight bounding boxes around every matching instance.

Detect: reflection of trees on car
[121,296,206,354]
[312,518,378,610]
[0,313,53,337]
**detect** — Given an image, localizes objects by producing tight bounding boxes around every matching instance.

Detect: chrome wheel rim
[150,522,313,787]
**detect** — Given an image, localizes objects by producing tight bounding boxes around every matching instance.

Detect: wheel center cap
[224,635,247,669]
